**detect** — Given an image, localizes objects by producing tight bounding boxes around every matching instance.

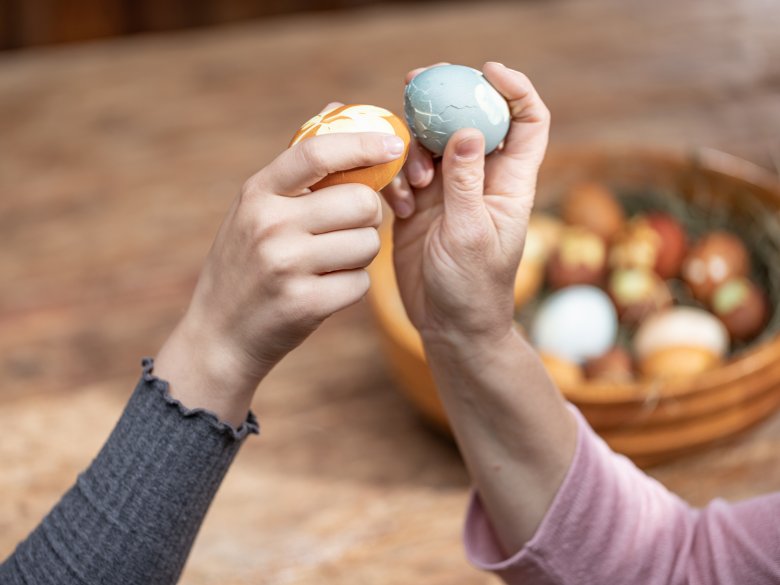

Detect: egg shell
[643,213,687,278]
[681,231,750,303]
[607,267,673,325]
[532,285,618,364]
[640,346,721,379]
[546,226,608,290]
[514,256,544,307]
[609,215,662,273]
[633,307,729,361]
[290,104,410,191]
[584,347,635,383]
[711,277,769,342]
[561,182,625,241]
[403,64,510,155]
[526,213,564,264]
[540,352,585,388]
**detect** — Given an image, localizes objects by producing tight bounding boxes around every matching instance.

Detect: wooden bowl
[368,148,780,467]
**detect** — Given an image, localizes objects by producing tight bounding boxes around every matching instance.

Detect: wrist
[154,313,267,427]
[420,322,522,368]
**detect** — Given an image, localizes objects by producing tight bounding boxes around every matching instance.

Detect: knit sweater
[464,408,780,584]
[0,358,258,585]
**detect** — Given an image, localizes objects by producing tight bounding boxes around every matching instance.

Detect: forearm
[465,407,780,584]
[0,359,258,585]
[422,327,577,553]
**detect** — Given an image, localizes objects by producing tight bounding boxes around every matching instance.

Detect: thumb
[441,129,487,230]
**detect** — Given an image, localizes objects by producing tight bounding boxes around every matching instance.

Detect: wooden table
[2,1,780,582]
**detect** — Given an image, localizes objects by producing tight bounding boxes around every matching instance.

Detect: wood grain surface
[2,1,780,582]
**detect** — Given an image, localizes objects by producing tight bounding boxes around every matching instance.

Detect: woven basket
[368,148,780,466]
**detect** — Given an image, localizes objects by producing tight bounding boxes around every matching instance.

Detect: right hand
[166,131,405,392]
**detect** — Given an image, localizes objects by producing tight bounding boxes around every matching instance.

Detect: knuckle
[352,185,381,220]
[298,140,330,176]
[250,209,284,243]
[280,278,322,324]
[452,168,484,193]
[260,240,297,277]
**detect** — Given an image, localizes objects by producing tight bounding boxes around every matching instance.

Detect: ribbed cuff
[141,356,260,440]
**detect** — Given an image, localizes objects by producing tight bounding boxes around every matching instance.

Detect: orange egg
[540,352,585,388]
[639,346,721,379]
[290,104,411,191]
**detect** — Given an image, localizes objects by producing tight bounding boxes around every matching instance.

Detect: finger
[441,128,487,229]
[313,269,372,315]
[307,227,381,273]
[382,173,416,219]
[404,138,435,188]
[405,62,451,85]
[482,62,550,166]
[256,133,405,196]
[319,101,344,114]
[296,183,382,234]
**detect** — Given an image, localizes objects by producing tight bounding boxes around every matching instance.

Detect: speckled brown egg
[290,104,410,191]
[561,182,625,242]
[607,267,673,325]
[546,226,608,290]
[584,347,634,383]
[681,231,750,303]
[711,277,769,342]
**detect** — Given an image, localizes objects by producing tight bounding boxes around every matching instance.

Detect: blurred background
[0,0,428,49]
[2,1,780,584]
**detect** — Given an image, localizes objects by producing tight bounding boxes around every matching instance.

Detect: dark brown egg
[561,182,625,242]
[546,226,608,290]
[643,213,687,278]
[711,277,769,342]
[681,231,750,303]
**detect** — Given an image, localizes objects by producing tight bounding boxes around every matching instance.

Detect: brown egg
[527,213,564,263]
[643,213,688,278]
[290,104,410,191]
[561,182,625,241]
[640,346,722,379]
[584,347,634,383]
[546,226,608,290]
[607,267,673,325]
[540,352,584,388]
[681,231,750,303]
[711,277,769,342]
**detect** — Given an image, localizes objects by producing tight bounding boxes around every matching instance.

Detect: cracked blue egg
[404,64,510,156]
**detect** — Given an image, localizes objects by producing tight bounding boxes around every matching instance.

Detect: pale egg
[404,64,510,155]
[531,286,618,364]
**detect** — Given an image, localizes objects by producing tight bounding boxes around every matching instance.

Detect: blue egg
[403,64,510,156]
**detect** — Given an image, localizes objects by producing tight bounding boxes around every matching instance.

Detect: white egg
[531,286,618,364]
[633,307,729,360]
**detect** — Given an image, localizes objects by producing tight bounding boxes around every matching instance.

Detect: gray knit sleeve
[0,357,259,585]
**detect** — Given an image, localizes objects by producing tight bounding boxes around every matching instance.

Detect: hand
[155,130,405,424]
[384,62,550,347]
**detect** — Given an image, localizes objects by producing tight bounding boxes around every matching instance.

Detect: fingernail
[456,137,482,160]
[384,135,405,157]
[396,198,414,219]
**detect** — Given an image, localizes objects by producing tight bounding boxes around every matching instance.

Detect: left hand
[383,62,551,347]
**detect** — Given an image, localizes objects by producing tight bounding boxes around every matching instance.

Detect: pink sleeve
[463,406,780,585]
